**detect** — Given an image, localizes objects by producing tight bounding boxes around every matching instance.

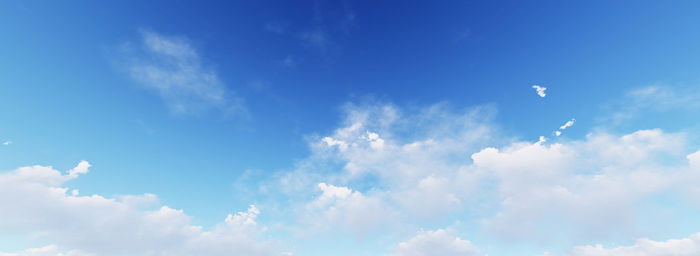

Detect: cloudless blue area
[1,1,700,254]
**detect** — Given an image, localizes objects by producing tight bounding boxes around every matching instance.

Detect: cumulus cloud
[269,100,700,248]
[533,85,547,97]
[0,162,275,256]
[567,233,700,256]
[303,182,395,236]
[120,30,245,116]
[474,129,690,240]
[394,229,479,256]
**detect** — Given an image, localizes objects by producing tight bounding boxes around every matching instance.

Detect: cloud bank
[0,162,275,256]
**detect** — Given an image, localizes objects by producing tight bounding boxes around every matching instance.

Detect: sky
[2,1,700,255]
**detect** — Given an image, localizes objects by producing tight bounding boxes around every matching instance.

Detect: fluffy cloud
[274,101,700,248]
[475,129,687,239]
[303,182,395,236]
[394,229,479,256]
[0,162,275,256]
[279,103,495,224]
[533,85,547,97]
[567,233,700,256]
[120,30,245,115]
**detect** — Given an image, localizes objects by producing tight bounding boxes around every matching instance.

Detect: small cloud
[322,137,348,151]
[68,160,91,177]
[2,141,11,145]
[532,85,547,98]
[536,136,547,145]
[553,118,575,137]
[559,118,575,130]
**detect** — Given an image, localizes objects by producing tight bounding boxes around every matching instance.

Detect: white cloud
[121,30,245,116]
[304,182,395,236]
[67,160,90,177]
[317,182,352,200]
[560,119,575,130]
[321,136,348,150]
[0,244,88,256]
[361,131,385,149]
[474,129,687,240]
[0,162,275,256]
[687,150,700,167]
[3,141,11,145]
[533,85,547,97]
[555,119,575,136]
[247,99,700,255]
[394,229,479,256]
[285,101,700,245]
[568,233,700,256]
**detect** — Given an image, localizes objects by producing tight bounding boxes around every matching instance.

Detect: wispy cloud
[119,30,246,116]
[532,85,547,97]
[265,1,355,62]
[606,85,700,123]
[559,119,575,130]
[2,141,11,146]
[555,118,576,136]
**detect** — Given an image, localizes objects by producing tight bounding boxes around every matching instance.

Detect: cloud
[0,244,88,256]
[566,233,700,256]
[303,182,396,236]
[266,100,700,249]
[3,141,11,145]
[473,129,690,240]
[394,229,479,256]
[555,118,575,136]
[0,162,276,256]
[606,85,700,123]
[560,119,575,130]
[120,30,245,116]
[533,85,547,97]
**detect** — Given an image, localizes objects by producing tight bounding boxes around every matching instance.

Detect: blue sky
[2,1,700,255]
